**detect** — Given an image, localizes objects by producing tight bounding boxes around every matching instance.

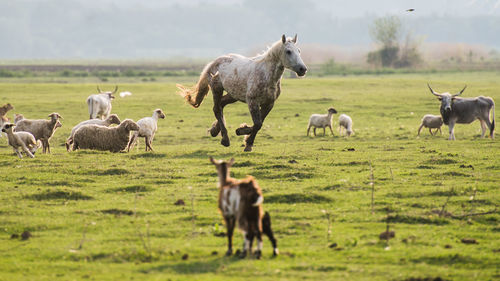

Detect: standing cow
[87,86,117,119]
[428,84,495,140]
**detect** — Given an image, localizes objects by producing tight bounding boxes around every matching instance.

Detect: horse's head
[280,34,307,77]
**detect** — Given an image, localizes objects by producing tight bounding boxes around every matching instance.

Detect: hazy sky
[1,0,499,59]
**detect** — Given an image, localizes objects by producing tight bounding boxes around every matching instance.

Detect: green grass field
[0,72,499,281]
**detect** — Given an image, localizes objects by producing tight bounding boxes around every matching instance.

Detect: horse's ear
[282,34,286,44]
[292,34,297,43]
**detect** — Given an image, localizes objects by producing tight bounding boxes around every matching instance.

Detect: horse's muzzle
[295,65,307,77]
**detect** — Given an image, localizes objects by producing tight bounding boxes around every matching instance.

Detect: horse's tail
[176,62,214,108]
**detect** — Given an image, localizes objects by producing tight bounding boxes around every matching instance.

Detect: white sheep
[2,123,38,158]
[87,86,117,119]
[417,114,443,136]
[65,114,121,151]
[307,107,337,136]
[72,119,140,153]
[14,113,63,153]
[127,109,166,152]
[338,114,354,137]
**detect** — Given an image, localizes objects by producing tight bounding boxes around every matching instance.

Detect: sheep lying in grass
[72,119,140,153]
[14,113,63,153]
[417,114,443,136]
[338,114,354,137]
[307,107,337,136]
[127,109,165,152]
[66,114,121,151]
[2,123,38,158]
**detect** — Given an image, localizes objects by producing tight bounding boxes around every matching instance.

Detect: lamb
[14,113,63,153]
[2,123,37,158]
[417,114,443,136]
[127,109,165,152]
[307,107,337,136]
[65,114,121,151]
[72,119,140,153]
[87,86,117,119]
[338,114,354,137]
[210,157,278,259]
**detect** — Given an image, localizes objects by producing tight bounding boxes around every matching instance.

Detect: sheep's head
[48,113,63,121]
[155,109,166,119]
[121,119,140,131]
[1,123,14,133]
[107,114,121,125]
[327,107,337,114]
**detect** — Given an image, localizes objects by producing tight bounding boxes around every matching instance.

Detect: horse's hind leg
[212,89,230,147]
[210,95,237,137]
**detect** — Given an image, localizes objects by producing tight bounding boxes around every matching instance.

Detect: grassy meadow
[0,72,499,281]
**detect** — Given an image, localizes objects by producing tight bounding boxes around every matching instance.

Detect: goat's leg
[212,89,230,147]
[262,212,278,256]
[225,216,235,256]
[210,95,237,137]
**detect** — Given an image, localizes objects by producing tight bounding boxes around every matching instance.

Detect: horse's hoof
[243,145,253,152]
[225,249,233,256]
[209,121,220,137]
[273,248,279,256]
[236,124,252,135]
[254,250,261,260]
[221,138,230,147]
[239,250,247,258]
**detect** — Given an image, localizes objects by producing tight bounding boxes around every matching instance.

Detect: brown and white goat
[210,157,278,259]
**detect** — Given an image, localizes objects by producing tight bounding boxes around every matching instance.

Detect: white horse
[177,34,307,152]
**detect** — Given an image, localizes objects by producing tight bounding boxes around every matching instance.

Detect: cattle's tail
[176,62,215,108]
[262,212,278,256]
[490,101,495,138]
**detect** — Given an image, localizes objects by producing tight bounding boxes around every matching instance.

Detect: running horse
[177,34,307,152]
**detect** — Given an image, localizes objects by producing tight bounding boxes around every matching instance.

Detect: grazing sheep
[65,114,121,151]
[72,119,140,153]
[338,114,354,137]
[127,109,165,152]
[0,103,14,118]
[87,86,117,119]
[14,113,63,153]
[307,107,337,136]
[417,114,443,136]
[2,123,37,158]
[210,157,278,259]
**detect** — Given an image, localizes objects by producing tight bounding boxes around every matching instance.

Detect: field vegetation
[0,72,498,280]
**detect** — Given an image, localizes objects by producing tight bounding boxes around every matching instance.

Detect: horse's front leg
[212,90,230,147]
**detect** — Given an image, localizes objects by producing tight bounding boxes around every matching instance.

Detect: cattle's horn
[112,85,118,94]
[453,85,467,97]
[97,86,102,93]
[427,83,441,97]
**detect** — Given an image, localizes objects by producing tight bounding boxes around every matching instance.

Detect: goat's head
[210,157,235,183]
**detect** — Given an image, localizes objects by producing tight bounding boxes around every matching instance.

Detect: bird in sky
[406,8,415,12]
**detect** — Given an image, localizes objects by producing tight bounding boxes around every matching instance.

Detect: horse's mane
[253,40,283,62]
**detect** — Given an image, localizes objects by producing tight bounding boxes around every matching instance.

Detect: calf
[210,157,278,259]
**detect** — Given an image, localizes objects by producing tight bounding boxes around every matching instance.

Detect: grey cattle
[87,86,117,120]
[428,84,495,140]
